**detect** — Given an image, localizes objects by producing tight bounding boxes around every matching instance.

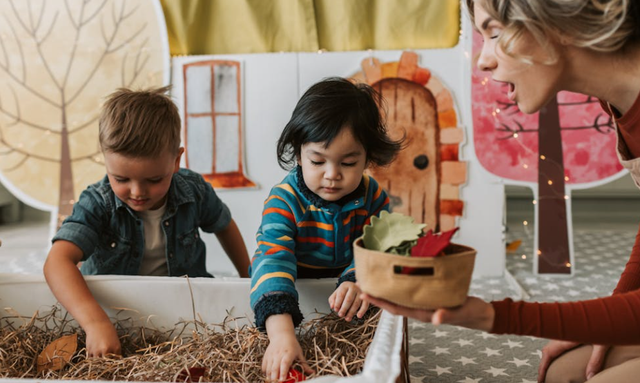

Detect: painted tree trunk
[57,108,74,230]
[537,97,571,274]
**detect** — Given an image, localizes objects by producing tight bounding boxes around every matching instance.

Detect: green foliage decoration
[362,211,426,252]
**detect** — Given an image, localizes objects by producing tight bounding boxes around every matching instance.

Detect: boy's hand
[329,281,368,322]
[262,332,311,382]
[84,320,122,358]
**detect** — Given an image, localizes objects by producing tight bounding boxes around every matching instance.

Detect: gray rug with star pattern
[406,227,636,383]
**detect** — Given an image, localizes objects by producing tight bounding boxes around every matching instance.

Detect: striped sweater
[250,166,389,329]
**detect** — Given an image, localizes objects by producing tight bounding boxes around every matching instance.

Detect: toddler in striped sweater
[250,77,404,381]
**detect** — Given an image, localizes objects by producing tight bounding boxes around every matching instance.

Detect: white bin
[0,274,405,383]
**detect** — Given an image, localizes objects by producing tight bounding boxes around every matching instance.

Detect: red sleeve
[490,223,640,345]
[490,291,640,345]
[613,224,640,294]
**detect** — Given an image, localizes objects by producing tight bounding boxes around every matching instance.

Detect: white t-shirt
[136,203,169,276]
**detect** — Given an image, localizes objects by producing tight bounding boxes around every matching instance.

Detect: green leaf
[388,239,418,256]
[362,211,426,252]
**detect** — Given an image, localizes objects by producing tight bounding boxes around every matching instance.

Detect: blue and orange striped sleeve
[250,184,303,328]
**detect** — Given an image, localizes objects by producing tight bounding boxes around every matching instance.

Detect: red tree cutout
[471,32,623,274]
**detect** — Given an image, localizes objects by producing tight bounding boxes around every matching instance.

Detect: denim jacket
[53,168,231,277]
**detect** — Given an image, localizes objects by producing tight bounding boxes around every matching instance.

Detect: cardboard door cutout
[352,51,466,232]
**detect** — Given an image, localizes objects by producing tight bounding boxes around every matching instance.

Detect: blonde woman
[363,0,640,382]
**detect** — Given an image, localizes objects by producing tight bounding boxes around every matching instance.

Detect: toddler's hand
[84,320,121,358]
[329,281,369,322]
[262,333,312,382]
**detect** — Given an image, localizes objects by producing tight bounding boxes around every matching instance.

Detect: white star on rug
[410,337,425,345]
[543,283,559,290]
[561,280,575,287]
[530,289,543,295]
[429,365,452,376]
[480,347,502,356]
[484,366,508,377]
[408,355,423,364]
[521,379,537,383]
[568,290,581,296]
[507,357,531,367]
[409,374,424,382]
[454,356,477,366]
[475,332,497,339]
[457,377,482,383]
[502,339,523,348]
[410,321,427,329]
[431,346,451,355]
[433,329,449,338]
[452,338,474,347]
[532,350,542,358]
[525,277,539,284]
[584,286,598,292]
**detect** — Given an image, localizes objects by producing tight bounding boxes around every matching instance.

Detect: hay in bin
[0,306,381,382]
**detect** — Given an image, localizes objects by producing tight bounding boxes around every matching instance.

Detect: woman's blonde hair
[466,0,639,62]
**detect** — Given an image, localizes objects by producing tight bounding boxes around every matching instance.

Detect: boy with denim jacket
[44,86,250,357]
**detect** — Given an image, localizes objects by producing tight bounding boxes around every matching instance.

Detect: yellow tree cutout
[0,0,168,228]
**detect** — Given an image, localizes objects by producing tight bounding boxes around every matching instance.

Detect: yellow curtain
[159,0,460,55]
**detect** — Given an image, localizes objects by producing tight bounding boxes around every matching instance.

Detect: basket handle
[393,265,435,276]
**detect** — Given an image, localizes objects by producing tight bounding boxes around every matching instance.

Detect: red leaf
[283,368,306,382]
[176,367,206,382]
[411,228,459,258]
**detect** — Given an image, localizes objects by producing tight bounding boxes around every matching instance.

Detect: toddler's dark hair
[276,77,404,170]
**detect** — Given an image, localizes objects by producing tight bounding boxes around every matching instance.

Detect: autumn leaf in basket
[36,333,78,373]
[402,228,459,275]
[362,211,426,252]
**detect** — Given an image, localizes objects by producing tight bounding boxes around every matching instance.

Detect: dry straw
[0,305,380,382]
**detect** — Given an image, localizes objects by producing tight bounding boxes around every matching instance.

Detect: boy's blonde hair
[99,86,181,157]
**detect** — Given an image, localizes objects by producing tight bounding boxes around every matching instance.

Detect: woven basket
[354,238,477,309]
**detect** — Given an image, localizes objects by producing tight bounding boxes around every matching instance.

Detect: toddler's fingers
[339,291,356,317]
[328,291,336,308]
[332,288,346,312]
[357,300,369,318]
[345,295,362,321]
[279,356,293,382]
[301,359,314,375]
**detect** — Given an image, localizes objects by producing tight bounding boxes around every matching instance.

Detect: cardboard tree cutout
[0,0,169,232]
[471,32,625,274]
[352,51,466,232]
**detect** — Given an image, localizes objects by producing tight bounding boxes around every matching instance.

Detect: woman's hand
[537,341,608,382]
[537,340,580,382]
[84,320,121,358]
[360,294,495,332]
[329,281,369,322]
